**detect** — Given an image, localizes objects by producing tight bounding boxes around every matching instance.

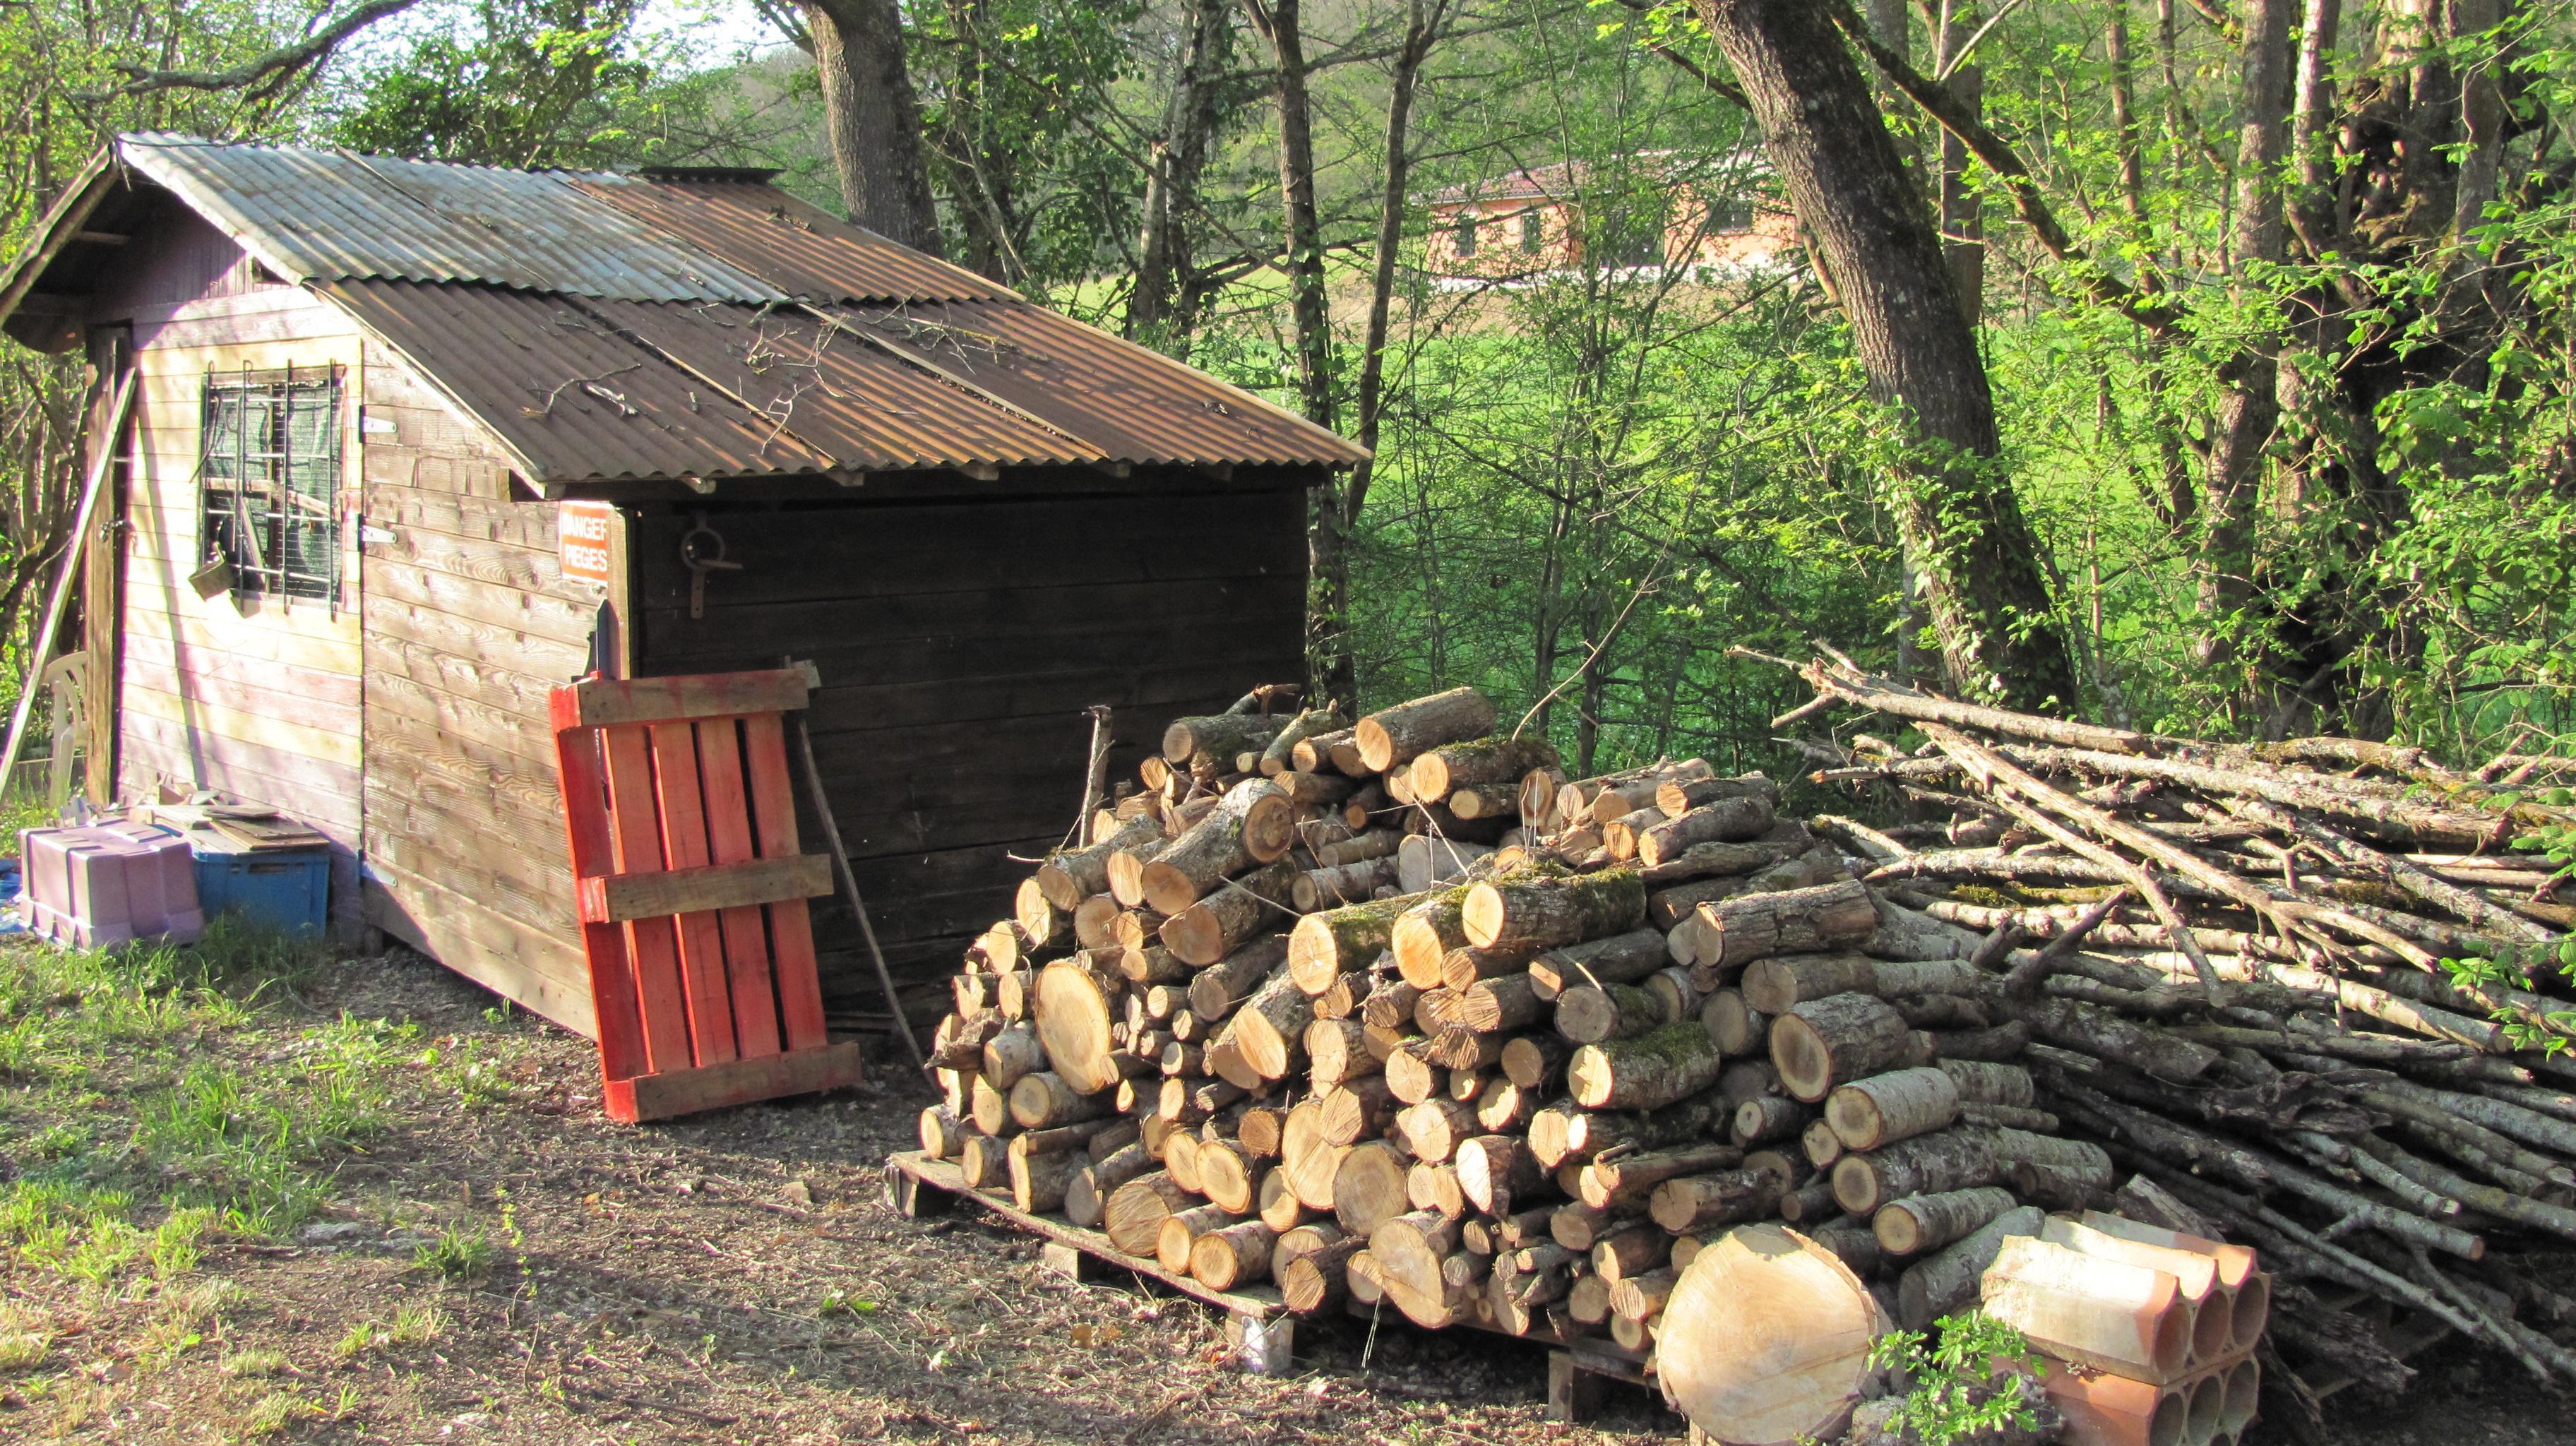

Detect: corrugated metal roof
[571,177,1009,305]
[122,136,789,304]
[846,301,1367,467]
[13,136,1370,482]
[323,282,833,480]
[584,300,1097,469]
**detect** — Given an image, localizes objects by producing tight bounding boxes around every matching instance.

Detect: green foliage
[1866,1311,2046,1446]
[322,1,688,168]
[414,1225,492,1279]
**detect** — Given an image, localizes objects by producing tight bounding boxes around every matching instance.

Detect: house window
[1520,211,1544,252]
[1707,196,1755,233]
[200,366,342,604]
[1455,213,1479,258]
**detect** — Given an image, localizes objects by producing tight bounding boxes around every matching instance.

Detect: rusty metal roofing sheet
[121,135,789,303]
[571,177,1010,304]
[324,281,831,481]
[845,301,1369,467]
[582,300,1095,469]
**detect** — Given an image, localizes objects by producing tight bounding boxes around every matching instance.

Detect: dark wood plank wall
[628,486,1308,1018]
[357,338,600,1033]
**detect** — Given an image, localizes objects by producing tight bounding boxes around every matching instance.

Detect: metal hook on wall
[679,511,741,620]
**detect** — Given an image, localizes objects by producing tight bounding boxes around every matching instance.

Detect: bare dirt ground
[0,940,2562,1445]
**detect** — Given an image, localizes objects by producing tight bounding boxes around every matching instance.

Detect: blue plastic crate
[189,835,330,938]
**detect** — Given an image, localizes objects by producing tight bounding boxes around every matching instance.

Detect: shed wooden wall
[105,212,366,925]
[628,487,1308,1020]
[356,337,597,1033]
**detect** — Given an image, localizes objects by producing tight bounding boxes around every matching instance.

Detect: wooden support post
[1549,1351,1606,1423]
[1043,1240,1107,1283]
[884,1167,954,1219]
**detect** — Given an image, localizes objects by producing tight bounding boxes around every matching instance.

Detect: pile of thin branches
[1761,648,2576,1397]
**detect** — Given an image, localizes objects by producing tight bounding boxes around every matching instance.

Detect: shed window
[200,366,342,604]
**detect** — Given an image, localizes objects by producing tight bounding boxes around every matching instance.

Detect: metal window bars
[201,363,340,609]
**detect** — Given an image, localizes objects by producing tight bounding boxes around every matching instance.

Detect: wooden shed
[0,134,1360,1036]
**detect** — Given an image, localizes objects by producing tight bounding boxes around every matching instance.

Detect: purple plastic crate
[18,820,205,949]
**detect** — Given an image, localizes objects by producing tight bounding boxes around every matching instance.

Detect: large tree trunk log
[1407,735,1558,801]
[1772,993,1920,1102]
[1190,1219,1279,1290]
[1392,892,1471,988]
[1705,991,1770,1056]
[1529,1092,1728,1169]
[1455,1134,1549,1214]
[1741,955,1985,1014]
[1686,880,1881,981]
[1163,712,1282,767]
[1457,972,1546,1032]
[1641,835,1813,886]
[981,1022,1047,1090]
[1463,871,1648,951]
[1034,960,1124,1094]
[1369,1208,1473,1326]
[1872,1185,2017,1257]
[1397,1097,1481,1164]
[1187,936,1289,1020]
[1648,1166,1783,1233]
[1008,1070,1114,1130]
[1731,1093,1811,1147]
[1501,1033,1573,1091]
[1356,688,1498,772]
[1160,859,1296,966]
[1830,1128,2001,1216]
[1658,1222,1892,1446]
[1294,856,1400,911]
[1569,1020,1726,1110]
[1280,1233,1367,1313]
[1637,796,1779,867]
[1289,892,1426,993]
[1318,1075,1400,1145]
[1010,1147,1080,1213]
[1106,1172,1197,1256]
[1333,1140,1414,1236]
[1210,960,1313,1082]
[1157,1203,1239,1274]
[1581,1142,1743,1209]
[1281,1099,1347,1210]
[1657,774,1780,818]
[1142,779,1294,914]
[1037,816,1166,912]
[1530,928,1668,1000]
[1106,836,1169,909]
[1825,1066,1963,1152]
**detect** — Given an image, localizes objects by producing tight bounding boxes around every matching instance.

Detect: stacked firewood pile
[1757,650,2576,1402]
[919,681,2359,1425]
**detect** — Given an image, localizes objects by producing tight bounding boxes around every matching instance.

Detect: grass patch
[0,1301,49,1370]
[220,1347,290,1378]
[413,1226,491,1279]
[0,919,422,1296]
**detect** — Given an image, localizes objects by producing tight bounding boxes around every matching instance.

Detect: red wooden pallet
[550,668,866,1121]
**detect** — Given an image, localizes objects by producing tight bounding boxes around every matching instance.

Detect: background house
[0,135,1361,1036]
[1424,153,1795,286]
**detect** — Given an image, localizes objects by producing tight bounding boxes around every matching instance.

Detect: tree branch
[97,0,425,97]
[1820,0,2181,341]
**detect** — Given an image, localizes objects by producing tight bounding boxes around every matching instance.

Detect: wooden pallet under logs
[883,1148,1659,1418]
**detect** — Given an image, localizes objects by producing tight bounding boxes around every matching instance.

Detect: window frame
[197,364,345,611]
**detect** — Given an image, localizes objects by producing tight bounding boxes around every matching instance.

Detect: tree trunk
[1824,1065,1964,1152]
[2194,0,2294,677]
[1872,1184,2017,1257]
[1462,871,1647,951]
[1828,1128,2002,1216]
[1567,1020,1726,1110]
[1690,0,2077,710]
[1647,1166,1782,1233]
[1131,0,1234,347]
[1657,1224,1892,1446]
[800,0,943,253]
[1770,993,1917,1102]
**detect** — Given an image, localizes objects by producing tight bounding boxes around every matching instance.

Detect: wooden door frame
[80,324,132,806]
